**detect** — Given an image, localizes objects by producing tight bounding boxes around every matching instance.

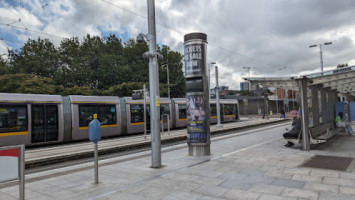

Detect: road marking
[212,137,283,161]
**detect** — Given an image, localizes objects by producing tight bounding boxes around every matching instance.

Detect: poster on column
[0,148,19,182]
[186,95,207,143]
[184,43,205,76]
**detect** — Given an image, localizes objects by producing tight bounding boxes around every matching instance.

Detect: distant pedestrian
[335,112,354,135]
[283,115,302,147]
[290,108,298,122]
[280,109,285,119]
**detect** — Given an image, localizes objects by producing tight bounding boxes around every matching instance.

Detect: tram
[0,93,239,146]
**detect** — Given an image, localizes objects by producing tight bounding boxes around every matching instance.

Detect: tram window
[224,104,235,115]
[160,104,170,115]
[210,104,217,116]
[0,105,27,133]
[131,104,144,123]
[79,104,117,126]
[178,104,186,119]
[98,106,116,125]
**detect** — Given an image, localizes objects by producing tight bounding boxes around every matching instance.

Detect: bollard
[89,114,101,184]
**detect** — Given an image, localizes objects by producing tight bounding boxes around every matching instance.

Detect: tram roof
[243,66,355,96]
[0,93,62,103]
[69,95,120,104]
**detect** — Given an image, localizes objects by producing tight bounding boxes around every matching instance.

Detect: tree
[337,63,348,68]
[0,74,58,94]
[3,34,185,97]
[10,38,59,78]
[158,45,185,97]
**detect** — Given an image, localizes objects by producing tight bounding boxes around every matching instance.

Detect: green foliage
[337,63,348,68]
[0,74,57,94]
[106,82,148,97]
[3,34,185,97]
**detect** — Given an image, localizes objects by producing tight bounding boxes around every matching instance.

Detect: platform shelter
[244,66,355,151]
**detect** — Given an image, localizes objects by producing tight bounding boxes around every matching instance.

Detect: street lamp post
[208,62,216,99]
[215,65,223,127]
[309,42,332,74]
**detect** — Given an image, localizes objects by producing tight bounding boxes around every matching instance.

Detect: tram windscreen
[224,104,235,115]
[0,105,28,133]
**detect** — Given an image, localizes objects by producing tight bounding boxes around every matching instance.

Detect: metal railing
[0,144,25,200]
[161,114,170,136]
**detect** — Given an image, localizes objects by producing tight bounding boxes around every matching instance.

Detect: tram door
[31,105,59,143]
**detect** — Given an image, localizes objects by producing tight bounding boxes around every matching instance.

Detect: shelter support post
[320,88,327,124]
[298,78,310,151]
[311,85,320,126]
[329,91,336,122]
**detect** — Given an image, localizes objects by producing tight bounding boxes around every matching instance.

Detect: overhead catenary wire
[100,0,285,70]
[0,23,65,39]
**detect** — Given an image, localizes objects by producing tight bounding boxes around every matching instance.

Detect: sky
[1,0,355,90]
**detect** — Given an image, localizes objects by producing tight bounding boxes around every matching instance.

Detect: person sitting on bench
[283,116,302,147]
[335,112,354,135]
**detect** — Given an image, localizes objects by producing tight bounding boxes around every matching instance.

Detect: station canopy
[243,65,355,96]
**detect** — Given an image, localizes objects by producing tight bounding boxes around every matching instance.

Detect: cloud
[1,0,355,90]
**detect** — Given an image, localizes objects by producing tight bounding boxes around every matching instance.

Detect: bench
[286,122,343,145]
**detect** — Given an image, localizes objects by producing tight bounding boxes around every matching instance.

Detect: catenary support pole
[216,66,222,127]
[147,0,161,168]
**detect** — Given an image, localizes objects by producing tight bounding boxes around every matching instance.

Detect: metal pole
[19,144,25,200]
[299,78,310,151]
[209,62,215,100]
[147,0,161,168]
[215,66,222,127]
[161,115,164,136]
[248,69,251,91]
[94,143,98,184]
[292,90,295,109]
[319,44,323,74]
[167,114,170,135]
[167,64,170,99]
[276,93,279,114]
[208,65,211,99]
[143,84,147,139]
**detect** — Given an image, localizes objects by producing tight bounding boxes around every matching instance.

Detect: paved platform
[2,121,355,200]
[25,118,285,167]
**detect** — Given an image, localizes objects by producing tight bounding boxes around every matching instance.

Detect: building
[240,82,250,91]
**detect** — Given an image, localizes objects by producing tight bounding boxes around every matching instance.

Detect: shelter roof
[244,66,355,95]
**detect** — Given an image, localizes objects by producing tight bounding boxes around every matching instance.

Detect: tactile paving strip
[300,155,353,171]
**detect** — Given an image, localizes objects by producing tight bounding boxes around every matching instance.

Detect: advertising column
[184,33,210,156]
